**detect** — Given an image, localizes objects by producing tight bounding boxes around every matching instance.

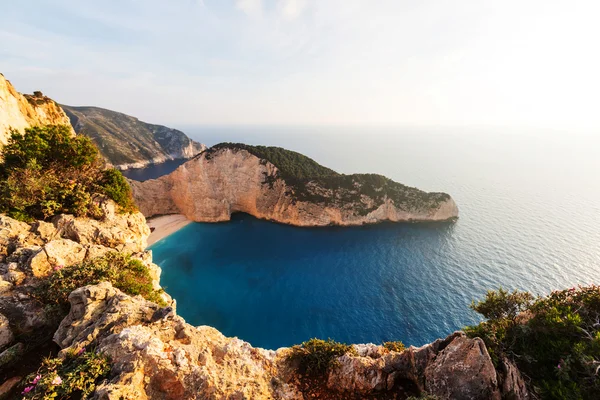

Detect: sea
[123,126,600,350]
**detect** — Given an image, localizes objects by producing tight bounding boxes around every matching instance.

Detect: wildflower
[53,265,64,271]
[22,386,34,394]
[32,374,41,384]
[51,376,62,385]
[557,364,561,369]
[78,347,86,355]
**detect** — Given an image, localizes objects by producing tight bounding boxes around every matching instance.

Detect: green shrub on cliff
[287,338,357,375]
[34,252,165,312]
[466,286,600,399]
[0,125,137,221]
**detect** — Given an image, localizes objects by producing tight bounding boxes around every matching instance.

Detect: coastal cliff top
[206,142,451,213]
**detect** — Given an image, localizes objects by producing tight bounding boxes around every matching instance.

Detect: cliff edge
[130,144,458,226]
[0,74,74,146]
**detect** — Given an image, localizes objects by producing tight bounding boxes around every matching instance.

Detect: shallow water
[149,128,600,349]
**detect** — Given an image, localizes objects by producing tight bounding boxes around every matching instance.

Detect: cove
[150,213,476,350]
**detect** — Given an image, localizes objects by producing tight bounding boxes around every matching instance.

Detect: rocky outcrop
[0,73,74,147]
[52,283,525,400]
[0,199,157,352]
[130,146,459,226]
[62,105,206,170]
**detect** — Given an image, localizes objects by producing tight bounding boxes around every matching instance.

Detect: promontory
[130,143,459,226]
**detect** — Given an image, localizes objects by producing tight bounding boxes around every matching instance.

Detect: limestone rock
[0,73,74,147]
[131,147,459,227]
[31,221,59,242]
[0,313,13,351]
[0,376,21,399]
[54,284,524,400]
[424,335,501,399]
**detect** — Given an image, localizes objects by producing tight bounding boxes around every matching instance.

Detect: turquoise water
[149,128,600,350]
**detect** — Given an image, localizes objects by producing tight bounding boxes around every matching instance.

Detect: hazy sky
[1,0,599,129]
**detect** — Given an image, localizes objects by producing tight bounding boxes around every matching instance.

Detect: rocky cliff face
[52,282,527,400]
[0,204,527,399]
[130,147,459,226]
[62,105,206,170]
[0,74,74,146]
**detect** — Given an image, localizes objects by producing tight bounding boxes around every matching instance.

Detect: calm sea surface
[147,127,600,349]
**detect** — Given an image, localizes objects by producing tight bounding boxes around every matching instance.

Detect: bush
[287,338,357,375]
[21,349,110,399]
[466,286,600,399]
[99,168,137,213]
[0,125,136,221]
[383,341,406,353]
[34,252,165,312]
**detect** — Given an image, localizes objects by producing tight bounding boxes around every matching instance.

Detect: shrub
[34,252,166,312]
[466,286,600,400]
[0,125,136,221]
[287,338,357,375]
[383,341,406,353]
[21,349,110,399]
[99,168,137,213]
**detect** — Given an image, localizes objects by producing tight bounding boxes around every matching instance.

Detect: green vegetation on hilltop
[209,143,450,213]
[466,286,600,399]
[0,125,136,221]
[62,105,205,167]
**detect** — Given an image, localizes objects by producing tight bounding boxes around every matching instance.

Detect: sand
[146,214,192,246]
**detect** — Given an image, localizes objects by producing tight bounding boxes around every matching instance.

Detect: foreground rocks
[0,199,160,372]
[52,282,527,400]
[130,147,459,227]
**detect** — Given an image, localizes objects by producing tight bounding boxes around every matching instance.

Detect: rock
[52,202,150,252]
[0,376,21,399]
[424,334,501,399]
[130,147,459,226]
[54,284,521,400]
[0,343,24,370]
[32,221,59,242]
[28,239,86,278]
[0,73,74,147]
[499,357,530,399]
[0,314,13,351]
[85,244,113,260]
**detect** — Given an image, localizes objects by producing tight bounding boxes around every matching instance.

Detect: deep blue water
[149,128,600,350]
[121,158,187,181]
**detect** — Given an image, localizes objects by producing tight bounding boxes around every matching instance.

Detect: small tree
[471,288,534,323]
[0,125,136,221]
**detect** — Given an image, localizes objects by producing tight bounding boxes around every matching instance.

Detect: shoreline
[146,214,192,246]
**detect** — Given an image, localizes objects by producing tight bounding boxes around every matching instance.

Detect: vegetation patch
[383,341,406,353]
[208,143,449,212]
[21,349,110,399]
[34,252,166,313]
[287,338,357,375]
[0,125,137,222]
[466,286,600,399]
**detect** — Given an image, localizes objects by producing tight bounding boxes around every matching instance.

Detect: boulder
[0,313,13,351]
[28,239,86,278]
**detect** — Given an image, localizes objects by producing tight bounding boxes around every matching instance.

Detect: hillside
[62,105,206,169]
[0,73,74,146]
[131,144,458,226]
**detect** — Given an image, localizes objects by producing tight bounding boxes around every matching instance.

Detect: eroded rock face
[0,73,74,147]
[0,201,156,351]
[53,283,527,400]
[131,148,459,227]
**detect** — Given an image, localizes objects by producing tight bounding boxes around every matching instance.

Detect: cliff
[62,105,206,170]
[130,144,459,226]
[0,74,74,146]
[0,202,527,399]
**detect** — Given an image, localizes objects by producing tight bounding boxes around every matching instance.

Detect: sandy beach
[146,214,192,246]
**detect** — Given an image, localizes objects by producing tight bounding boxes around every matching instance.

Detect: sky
[1,0,599,129]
